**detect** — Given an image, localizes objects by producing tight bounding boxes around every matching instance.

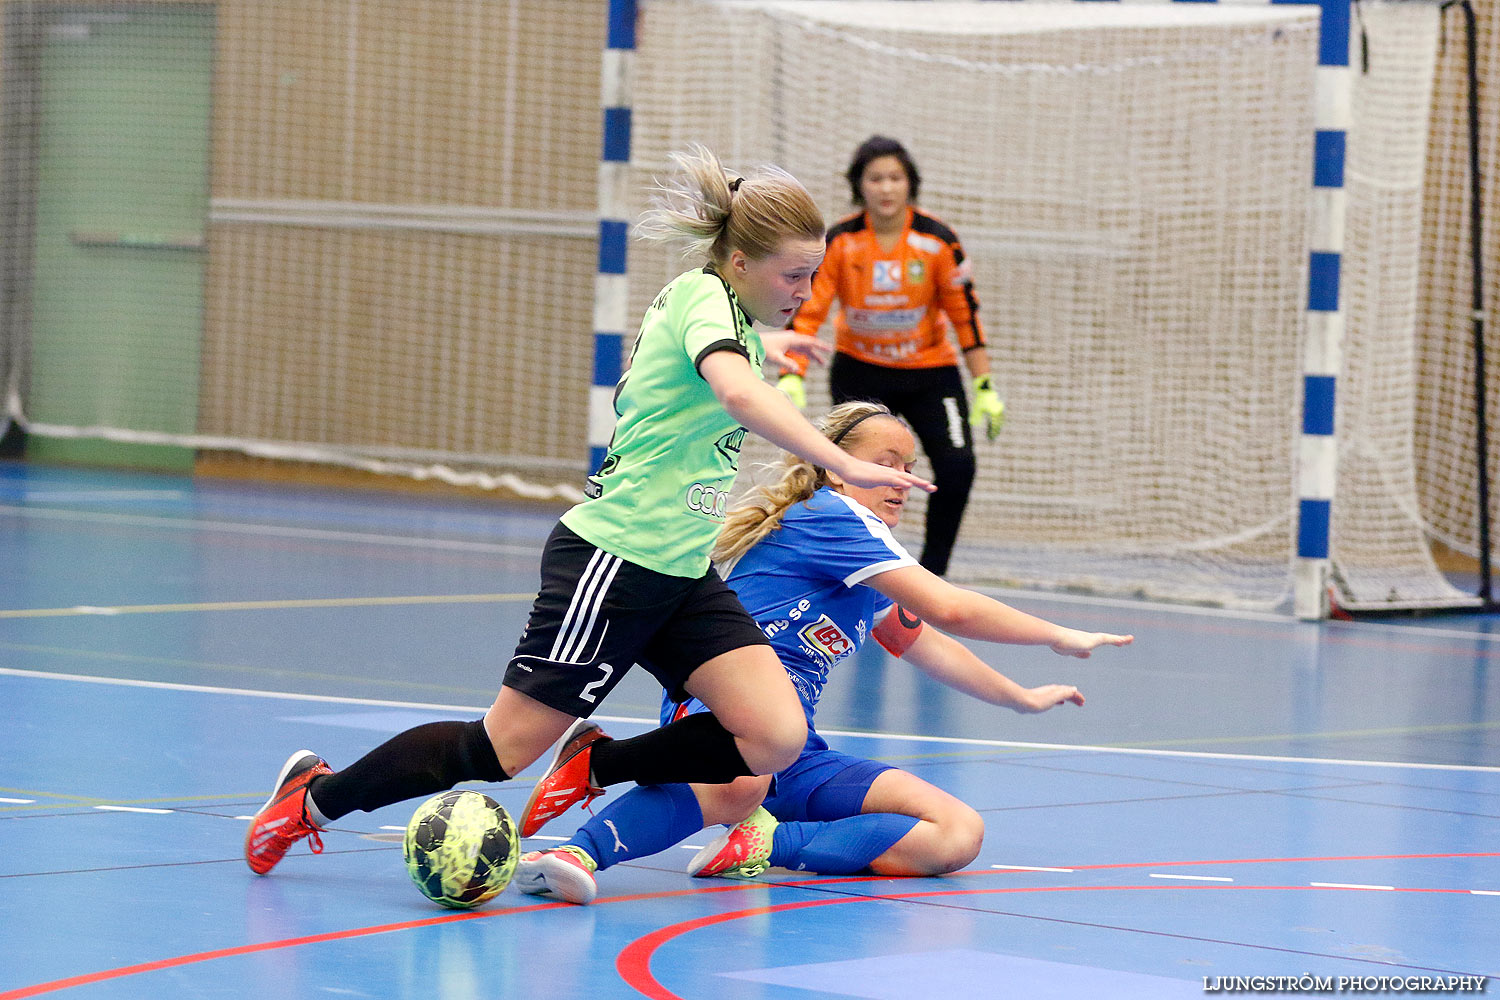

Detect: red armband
[872,604,924,658]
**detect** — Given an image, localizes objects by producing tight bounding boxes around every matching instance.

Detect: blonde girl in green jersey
[245,145,934,878]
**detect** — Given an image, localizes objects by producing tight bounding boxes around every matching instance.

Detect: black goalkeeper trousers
[828,353,977,577]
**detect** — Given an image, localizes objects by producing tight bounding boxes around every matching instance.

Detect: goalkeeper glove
[777,373,807,410]
[970,375,1005,440]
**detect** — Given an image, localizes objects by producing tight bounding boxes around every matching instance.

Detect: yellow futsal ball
[403,790,519,909]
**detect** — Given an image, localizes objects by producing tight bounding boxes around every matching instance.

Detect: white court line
[992,865,1075,873]
[0,797,36,804]
[0,503,544,557]
[1470,890,1500,896]
[1150,873,1234,882]
[94,805,173,815]
[1310,881,1395,891]
[5,667,1500,775]
[812,725,1500,774]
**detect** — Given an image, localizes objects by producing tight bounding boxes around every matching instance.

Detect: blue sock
[768,813,919,874]
[566,783,703,872]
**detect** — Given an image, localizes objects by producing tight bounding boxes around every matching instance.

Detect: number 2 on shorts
[579,662,614,704]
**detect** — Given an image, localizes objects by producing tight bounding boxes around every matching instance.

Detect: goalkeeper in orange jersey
[782,135,1002,577]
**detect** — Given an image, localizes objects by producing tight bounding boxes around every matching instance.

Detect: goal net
[630,0,1484,612]
[630,0,1321,608]
[1413,0,1500,598]
[1330,1,1472,610]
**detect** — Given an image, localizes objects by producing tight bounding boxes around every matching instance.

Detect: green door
[26,6,213,471]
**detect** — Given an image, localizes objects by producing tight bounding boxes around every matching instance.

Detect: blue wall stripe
[589,444,607,478]
[1302,375,1336,436]
[1313,130,1346,189]
[602,106,632,164]
[592,333,624,387]
[607,0,636,51]
[1297,498,1332,559]
[598,220,628,276]
[1307,251,1341,311]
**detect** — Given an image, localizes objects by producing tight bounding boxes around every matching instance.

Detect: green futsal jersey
[561,266,765,578]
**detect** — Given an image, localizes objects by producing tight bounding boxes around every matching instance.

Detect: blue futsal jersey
[662,487,918,737]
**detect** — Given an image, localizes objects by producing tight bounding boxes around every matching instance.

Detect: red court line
[3,852,1493,998]
[0,881,756,1000]
[616,882,1494,1000]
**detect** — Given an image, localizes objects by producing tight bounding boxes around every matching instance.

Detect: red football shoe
[687,806,778,879]
[519,719,608,837]
[243,750,332,875]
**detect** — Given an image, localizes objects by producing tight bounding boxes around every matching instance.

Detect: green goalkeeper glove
[777,373,807,410]
[970,375,1005,440]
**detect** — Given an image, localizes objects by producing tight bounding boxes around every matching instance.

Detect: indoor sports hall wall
[1,0,607,492]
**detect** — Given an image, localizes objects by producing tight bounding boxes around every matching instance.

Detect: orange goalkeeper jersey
[789,206,984,372]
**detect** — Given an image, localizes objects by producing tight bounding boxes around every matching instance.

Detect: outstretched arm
[902,626,1083,713]
[698,349,934,493]
[867,564,1133,656]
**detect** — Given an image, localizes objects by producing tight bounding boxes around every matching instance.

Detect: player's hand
[836,456,935,493]
[1016,684,1085,713]
[776,373,807,410]
[1049,629,1133,659]
[970,375,1005,440]
[761,331,831,375]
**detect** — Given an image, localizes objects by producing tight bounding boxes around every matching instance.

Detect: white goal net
[630,0,1321,608]
[1330,1,1472,610]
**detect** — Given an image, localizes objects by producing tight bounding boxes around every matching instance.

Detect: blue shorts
[666,696,895,822]
[763,744,894,823]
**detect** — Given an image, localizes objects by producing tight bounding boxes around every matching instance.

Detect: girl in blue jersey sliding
[243,147,935,879]
[513,401,1133,903]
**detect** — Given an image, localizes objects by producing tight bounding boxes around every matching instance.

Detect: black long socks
[306,719,507,823]
[590,711,754,787]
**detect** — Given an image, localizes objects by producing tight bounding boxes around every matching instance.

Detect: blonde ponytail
[636,143,824,265]
[713,402,899,565]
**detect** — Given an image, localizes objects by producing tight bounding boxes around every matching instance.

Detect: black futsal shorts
[501,522,770,717]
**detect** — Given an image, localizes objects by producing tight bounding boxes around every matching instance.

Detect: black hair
[845,135,921,206]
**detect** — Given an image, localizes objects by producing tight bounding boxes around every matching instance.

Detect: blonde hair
[635,143,825,265]
[713,401,901,565]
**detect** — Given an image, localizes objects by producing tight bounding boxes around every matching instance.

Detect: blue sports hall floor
[1,460,1496,999]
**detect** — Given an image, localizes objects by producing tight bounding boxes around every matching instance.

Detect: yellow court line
[0,593,534,619]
